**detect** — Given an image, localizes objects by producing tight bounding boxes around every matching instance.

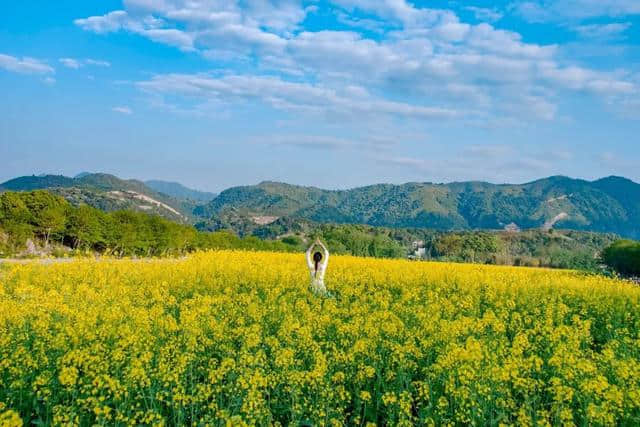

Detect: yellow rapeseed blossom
[0,250,639,425]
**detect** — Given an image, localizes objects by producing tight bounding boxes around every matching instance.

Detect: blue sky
[1,0,639,192]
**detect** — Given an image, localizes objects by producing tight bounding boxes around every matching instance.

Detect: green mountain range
[0,173,195,222]
[145,180,217,202]
[2,173,639,238]
[197,176,640,238]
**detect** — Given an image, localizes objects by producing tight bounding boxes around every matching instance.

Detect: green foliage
[281,235,303,246]
[1,173,192,222]
[434,232,500,263]
[198,208,617,269]
[199,176,640,238]
[602,240,640,276]
[0,190,620,272]
[0,191,295,257]
[313,224,406,258]
[0,174,75,191]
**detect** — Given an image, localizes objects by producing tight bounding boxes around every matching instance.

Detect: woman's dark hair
[313,251,323,271]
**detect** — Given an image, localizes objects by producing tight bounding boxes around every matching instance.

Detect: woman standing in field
[306,239,329,296]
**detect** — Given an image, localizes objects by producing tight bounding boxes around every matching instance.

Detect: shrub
[602,240,640,275]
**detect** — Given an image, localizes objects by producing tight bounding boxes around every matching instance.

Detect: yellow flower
[0,410,23,427]
[0,250,638,425]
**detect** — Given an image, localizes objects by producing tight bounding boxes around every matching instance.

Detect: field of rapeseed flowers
[1,251,640,426]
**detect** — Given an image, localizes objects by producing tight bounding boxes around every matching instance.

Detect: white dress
[306,242,329,295]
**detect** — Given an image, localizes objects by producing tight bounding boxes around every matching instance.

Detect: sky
[1,0,639,192]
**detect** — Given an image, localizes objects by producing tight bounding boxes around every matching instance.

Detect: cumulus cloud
[74,10,133,33]
[75,10,194,51]
[0,53,54,74]
[138,73,461,120]
[512,0,640,21]
[75,0,637,124]
[538,63,635,95]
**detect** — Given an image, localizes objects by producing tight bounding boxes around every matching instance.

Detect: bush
[602,240,640,276]
[281,235,302,246]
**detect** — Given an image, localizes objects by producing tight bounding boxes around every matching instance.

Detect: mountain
[4,173,639,238]
[197,176,640,238]
[0,175,76,191]
[145,180,217,202]
[0,173,194,222]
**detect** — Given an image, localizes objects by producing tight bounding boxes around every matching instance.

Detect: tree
[37,206,66,246]
[602,240,640,276]
[66,205,104,249]
[20,191,67,246]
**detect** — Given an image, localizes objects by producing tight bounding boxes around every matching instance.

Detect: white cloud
[335,11,387,32]
[60,58,81,69]
[85,59,111,67]
[75,10,195,51]
[75,1,306,54]
[574,22,631,39]
[511,2,553,22]
[42,77,56,85]
[465,6,504,22]
[112,106,133,115]
[330,0,447,27]
[144,29,195,50]
[512,0,640,21]
[73,10,137,34]
[76,0,637,124]
[0,53,54,74]
[138,73,461,119]
[538,63,635,95]
[463,24,556,59]
[74,10,132,33]
[60,57,113,69]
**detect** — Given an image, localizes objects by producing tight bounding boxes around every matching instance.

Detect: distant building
[504,222,521,233]
[409,241,427,260]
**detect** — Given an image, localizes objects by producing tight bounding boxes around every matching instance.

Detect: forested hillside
[0,190,621,271]
[196,212,617,270]
[4,173,639,239]
[198,176,640,238]
[0,191,295,257]
[0,173,197,222]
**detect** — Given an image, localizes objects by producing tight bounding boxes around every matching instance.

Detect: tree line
[2,190,638,276]
[0,191,295,257]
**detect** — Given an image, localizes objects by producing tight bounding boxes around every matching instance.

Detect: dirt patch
[542,212,568,231]
[251,216,279,225]
[107,191,184,218]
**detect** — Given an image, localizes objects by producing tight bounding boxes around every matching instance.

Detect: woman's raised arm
[305,243,314,270]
